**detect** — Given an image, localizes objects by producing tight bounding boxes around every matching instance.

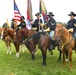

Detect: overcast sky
[0,0,76,26]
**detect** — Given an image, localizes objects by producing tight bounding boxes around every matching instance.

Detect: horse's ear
[4,28,7,30]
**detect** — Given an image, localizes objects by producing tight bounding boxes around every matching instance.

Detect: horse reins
[60,33,73,49]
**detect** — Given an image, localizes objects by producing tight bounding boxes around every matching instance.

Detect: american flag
[14,0,21,22]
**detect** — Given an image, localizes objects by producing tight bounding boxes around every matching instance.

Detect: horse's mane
[27,32,46,43]
[56,23,64,28]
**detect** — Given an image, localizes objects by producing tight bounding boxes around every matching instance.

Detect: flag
[39,0,48,23]
[14,0,21,22]
[27,0,33,29]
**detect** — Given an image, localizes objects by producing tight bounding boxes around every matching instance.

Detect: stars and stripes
[14,0,21,22]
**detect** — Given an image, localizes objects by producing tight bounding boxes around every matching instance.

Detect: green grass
[0,39,76,75]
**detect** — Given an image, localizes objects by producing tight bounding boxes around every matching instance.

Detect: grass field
[0,39,76,75]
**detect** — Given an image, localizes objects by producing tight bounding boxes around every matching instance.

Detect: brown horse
[0,28,4,37]
[4,35,12,55]
[54,23,76,70]
[1,28,22,57]
[14,28,35,57]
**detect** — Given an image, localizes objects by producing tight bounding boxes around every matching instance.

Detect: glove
[68,28,73,33]
[32,27,37,30]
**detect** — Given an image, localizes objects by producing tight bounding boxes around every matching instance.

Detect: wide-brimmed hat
[68,12,76,16]
[35,13,41,17]
[47,12,54,16]
[20,16,25,19]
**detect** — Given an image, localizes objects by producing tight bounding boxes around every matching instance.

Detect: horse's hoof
[57,59,60,61]
[42,63,46,66]
[66,59,68,62]
[70,67,73,70]
[16,55,19,57]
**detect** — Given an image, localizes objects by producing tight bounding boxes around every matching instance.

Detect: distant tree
[2,23,9,28]
[57,22,67,27]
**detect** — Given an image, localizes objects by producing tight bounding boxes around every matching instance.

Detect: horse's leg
[14,42,20,57]
[58,50,62,61]
[5,42,9,54]
[9,42,12,55]
[41,47,47,66]
[22,44,25,52]
[50,50,53,55]
[69,49,73,70]
[19,44,22,52]
[62,50,65,67]
[65,51,68,62]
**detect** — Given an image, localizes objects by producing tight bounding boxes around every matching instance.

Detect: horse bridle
[59,31,73,49]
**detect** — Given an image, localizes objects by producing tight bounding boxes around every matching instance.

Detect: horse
[0,28,4,38]
[4,35,12,55]
[1,28,21,57]
[25,32,63,66]
[25,32,47,60]
[54,23,76,70]
[14,28,35,57]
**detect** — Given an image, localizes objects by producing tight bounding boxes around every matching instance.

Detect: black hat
[35,13,41,17]
[47,12,54,16]
[20,16,25,19]
[11,18,15,21]
[68,12,76,16]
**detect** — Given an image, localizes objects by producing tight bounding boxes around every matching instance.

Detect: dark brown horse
[25,32,62,66]
[54,23,76,70]
[25,32,46,60]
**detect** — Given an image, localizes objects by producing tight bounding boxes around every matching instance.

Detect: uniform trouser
[73,32,76,39]
[49,30,55,40]
[49,30,55,49]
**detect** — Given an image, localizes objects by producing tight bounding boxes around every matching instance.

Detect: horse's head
[54,24,64,43]
[14,29,23,43]
[25,37,36,53]
[1,28,8,40]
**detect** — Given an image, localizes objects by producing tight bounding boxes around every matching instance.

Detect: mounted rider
[18,16,26,29]
[44,12,56,49]
[32,13,43,32]
[11,18,18,30]
[66,11,76,38]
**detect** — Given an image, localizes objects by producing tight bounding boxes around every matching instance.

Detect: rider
[18,16,26,29]
[66,11,76,38]
[11,18,17,30]
[32,13,43,32]
[44,12,56,49]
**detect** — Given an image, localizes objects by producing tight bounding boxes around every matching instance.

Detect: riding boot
[50,40,55,50]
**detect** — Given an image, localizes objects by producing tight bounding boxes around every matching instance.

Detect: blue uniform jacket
[66,18,76,32]
[32,18,43,31]
[18,21,26,28]
[46,18,56,31]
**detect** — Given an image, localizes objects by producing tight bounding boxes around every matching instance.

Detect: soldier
[11,18,17,30]
[32,13,43,32]
[44,12,56,49]
[18,16,26,29]
[66,11,76,38]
